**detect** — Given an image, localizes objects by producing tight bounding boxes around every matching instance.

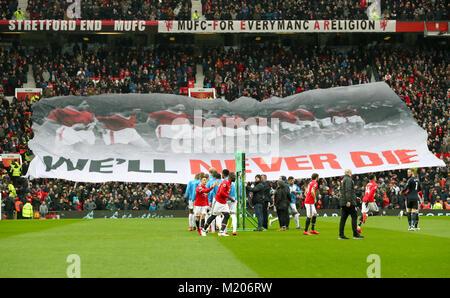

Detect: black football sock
[305,217,311,232]
[406,212,412,227]
[201,218,205,229]
[358,215,363,226]
[221,213,230,232]
[196,219,200,230]
[414,213,419,228]
[203,215,216,230]
[311,216,317,230]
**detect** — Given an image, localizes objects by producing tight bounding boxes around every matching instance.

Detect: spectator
[149,201,158,211]
[382,193,390,209]
[84,198,97,212]
[3,195,15,219]
[39,201,48,218]
[433,201,443,209]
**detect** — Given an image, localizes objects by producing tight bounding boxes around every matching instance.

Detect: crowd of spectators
[201,45,372,101]
[2,0,448,21]
[381,0,448,21]
[0,40,449,218]
[0,0,18,20]
[30,43,196,97]
[0,175,187,217]
[202,0,368,21]
[0,96,33,157]
[24,0,191,21]
[0,47,29,97]
[202,0,448,21]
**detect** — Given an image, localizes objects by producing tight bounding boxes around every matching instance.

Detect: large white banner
[159,20,395,33]
[26,82,445,183]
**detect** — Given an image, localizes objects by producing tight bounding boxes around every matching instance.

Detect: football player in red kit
[45,100,96,147]
[194,173,219,236]
[357,174,379,234]
[303,173,320,236]
[96,113,149,147]
[147,104,193,151]
[202,170,236,237]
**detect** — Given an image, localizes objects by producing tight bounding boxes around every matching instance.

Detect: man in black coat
[274,180,291,231]
[4,195,15,219]
[261,174,272,229]
[339,169,364,239]
[246,174,265,231]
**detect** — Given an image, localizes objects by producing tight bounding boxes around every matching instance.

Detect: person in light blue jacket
[226,179,238,235]
[185,173,201,231]
[206,172,222,233]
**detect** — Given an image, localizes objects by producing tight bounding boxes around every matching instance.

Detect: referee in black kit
[339,169,364,239]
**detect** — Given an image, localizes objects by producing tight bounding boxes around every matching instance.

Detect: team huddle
[185,168,424,237]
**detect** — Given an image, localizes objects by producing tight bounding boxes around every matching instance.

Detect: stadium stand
[0,47,29,97]
[201,45,372,101]
[29,44,197,97]
[201,0,448,21]
[0,40,448,214]
[0,1,448,217]
[381,0,448,20]
[0,0,18,20]
[25,0,192,21]
[0,0,447,21]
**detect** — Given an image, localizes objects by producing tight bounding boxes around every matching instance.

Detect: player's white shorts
[318,117,333,129]
[347,115,365,128]
[207,200,216,214]
[212,201,230,215]
[194,205,208,217]
[280,122,299,132]
[156,123,193,139]
[289,203,298,214]
[227,200,237,213]
[56,126,95,146]
[332,116,347,126]
[305,203,317,217]
[221,126,247,137]
[188,200,194,210]
[102,128,148,147]
[248,125,273,135]
[297,120,320,132]
[362,202,379,214]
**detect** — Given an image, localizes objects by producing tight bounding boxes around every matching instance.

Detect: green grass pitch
[0,216,449,278]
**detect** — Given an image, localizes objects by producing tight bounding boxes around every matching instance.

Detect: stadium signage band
[159,20,396,33]
[25,83,444,183]
[2,20,158,32]
[53,209,450,219]
[1,20,446,33]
